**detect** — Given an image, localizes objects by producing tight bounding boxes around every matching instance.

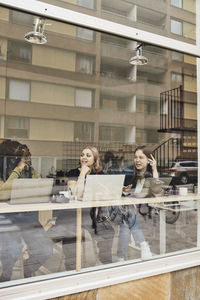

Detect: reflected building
[0,0,197,177]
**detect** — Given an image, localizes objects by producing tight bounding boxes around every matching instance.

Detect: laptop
[10,178,54,204]
[81,174,125,201]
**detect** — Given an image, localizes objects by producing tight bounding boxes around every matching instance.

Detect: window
[99,126,126,142]
[171,19,182,35]
[171,51,184,62]
[171,0,182,8]
[76,55,94,74]
[8,79,30,101]
[171,72,183,89]
[74,122,94,141]
[75,89,93,108]
[78,0,94,9]
[136,100,158,114]
[136,128,159,143]
[9,10,33,26]
[7,40,32,63]
[5,116,29,138]
[77,27,94,40]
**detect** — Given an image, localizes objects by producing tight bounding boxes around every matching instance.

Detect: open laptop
[10,178,54,204]
[81,174,125,201]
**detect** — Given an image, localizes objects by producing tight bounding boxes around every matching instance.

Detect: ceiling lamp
[24,17,47,45]
[129,43,148,66]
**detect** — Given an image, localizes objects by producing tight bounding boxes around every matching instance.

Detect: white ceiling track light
[129,43,148,66]
[24,17,47,45]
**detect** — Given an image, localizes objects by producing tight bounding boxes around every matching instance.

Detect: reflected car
[168,161,198,184]
[122,165,134,175]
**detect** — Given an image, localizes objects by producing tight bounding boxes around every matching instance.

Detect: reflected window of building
[171,18,182,35]
[5,116,29,138]
[7,40,32,63]
[171,72,183,89]
[78,0,95,9]
[171,0,182,8]
[75,89,93,108]
[136,128,159,144]
[99,126,126,143]
[9,10,33,26]
[76,55,94,74]
[77,27,94,40]
[8,79,30,101]
[74,122,94,141]
[136,99,158,114]
[171,51,184,62]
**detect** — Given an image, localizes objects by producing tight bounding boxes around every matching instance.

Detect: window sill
[1,250,200,300]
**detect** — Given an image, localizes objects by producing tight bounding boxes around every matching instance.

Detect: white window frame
[1,0,200,57]
[0,0,200,299]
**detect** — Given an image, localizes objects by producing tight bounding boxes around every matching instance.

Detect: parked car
[167,161,198,184]
[122,165,134,175]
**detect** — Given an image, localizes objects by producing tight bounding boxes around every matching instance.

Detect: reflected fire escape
[154,85,197,170]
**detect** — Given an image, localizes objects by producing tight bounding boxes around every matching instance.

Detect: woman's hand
[17,160,27,171]
[148,154,157,171]
[79,164,91,177]
[148,155,159,178]
[123,184,132,192]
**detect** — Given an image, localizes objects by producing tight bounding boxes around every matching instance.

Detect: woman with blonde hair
[50,146,115,270]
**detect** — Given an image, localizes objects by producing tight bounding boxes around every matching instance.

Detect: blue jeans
[51,208,115,270]
[0,213,53,280]
[117,209,145,258]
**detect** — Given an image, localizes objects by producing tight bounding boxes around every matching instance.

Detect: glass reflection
[0,6,198,286]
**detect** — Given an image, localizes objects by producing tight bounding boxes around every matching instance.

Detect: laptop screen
[10,178,54,204]
[82,174,125,201]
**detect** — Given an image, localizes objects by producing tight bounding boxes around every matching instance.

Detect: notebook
[10,178,54,204]
[81,174,125,201]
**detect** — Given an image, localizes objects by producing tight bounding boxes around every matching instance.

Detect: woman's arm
[0,162,26,201]
[69,165,91,198]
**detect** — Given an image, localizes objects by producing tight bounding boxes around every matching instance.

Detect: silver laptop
[10,178,54,204]
[81,174,125,201]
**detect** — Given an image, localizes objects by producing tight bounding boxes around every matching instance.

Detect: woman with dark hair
[0,140,53,282]
[51,146,115,270]
[116,145,161,261]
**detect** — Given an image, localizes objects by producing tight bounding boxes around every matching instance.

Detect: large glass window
[0,5,199,296]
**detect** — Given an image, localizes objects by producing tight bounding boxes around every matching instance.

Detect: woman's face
[134,149,149,172]
[80,148,95,169]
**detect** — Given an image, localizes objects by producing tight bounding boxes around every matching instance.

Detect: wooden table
[0,193,200,271]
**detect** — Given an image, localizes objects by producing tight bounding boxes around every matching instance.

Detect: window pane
[8,79,30,101]
[75,89,92,107]
[78,0,94,9]
[0,7,198,289]
[5,116,29,138]
[171,19,182,35]
[171,0,182,8]
[7,40,32,63]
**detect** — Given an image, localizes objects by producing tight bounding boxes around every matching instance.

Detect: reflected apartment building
[0,0,197,177]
